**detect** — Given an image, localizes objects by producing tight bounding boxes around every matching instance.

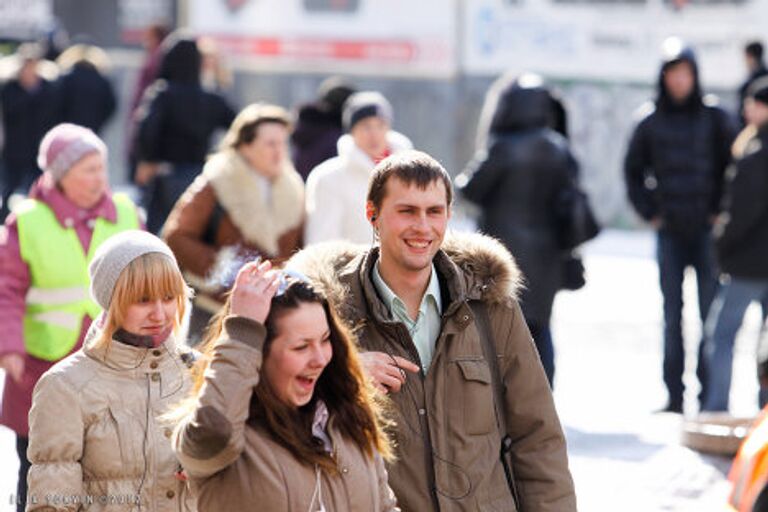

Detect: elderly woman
[173,260,398,511]
[0,123,140,511]
[26,230,197,511]
[163,103,304,341]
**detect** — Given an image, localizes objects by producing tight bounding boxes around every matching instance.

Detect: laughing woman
[172,260,399,511]
[26,231,197,511]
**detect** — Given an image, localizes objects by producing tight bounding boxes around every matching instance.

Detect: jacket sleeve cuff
[222,315,266,351]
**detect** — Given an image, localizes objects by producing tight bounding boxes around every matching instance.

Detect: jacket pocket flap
[456,359,492,384]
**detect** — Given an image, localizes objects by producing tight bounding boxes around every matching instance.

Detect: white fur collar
[203,150,304,256]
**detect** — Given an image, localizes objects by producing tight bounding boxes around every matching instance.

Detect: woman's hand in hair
[230,259,280,324]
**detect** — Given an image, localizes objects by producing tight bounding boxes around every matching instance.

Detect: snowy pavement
[554,229,761,511]
[0,229,762,511]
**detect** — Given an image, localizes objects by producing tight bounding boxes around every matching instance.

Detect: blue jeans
[657,229,719,409]
[702,277,768,411]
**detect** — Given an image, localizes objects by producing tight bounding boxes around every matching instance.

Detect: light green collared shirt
[372,260,443,372]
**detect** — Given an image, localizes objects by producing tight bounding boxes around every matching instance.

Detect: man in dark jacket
[624,38,736,413]
[55,43,117,134]
[701,77,768,412]
[134,31,236,233]
[0,43,60,220]
[290,76,356,180]
[290,150,576,511]
[737,41,768,126]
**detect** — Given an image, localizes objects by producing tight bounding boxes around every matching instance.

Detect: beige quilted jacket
[26,326,197,512]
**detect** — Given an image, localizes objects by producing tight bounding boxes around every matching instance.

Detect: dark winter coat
[714,125,768,279]
[738,64,768,125]
[56,63,117,134]
[456,84,575,325]
[624,49,736,237]
[0,77,59,172]
[290,103,344,180]
[135,37,235,165]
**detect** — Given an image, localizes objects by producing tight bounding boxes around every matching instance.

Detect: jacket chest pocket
[82,407,145,479]
[450,358,495,436]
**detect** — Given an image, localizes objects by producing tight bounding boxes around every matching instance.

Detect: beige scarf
[204,149,304,257]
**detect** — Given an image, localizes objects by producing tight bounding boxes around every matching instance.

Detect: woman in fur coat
[162,103,304,341]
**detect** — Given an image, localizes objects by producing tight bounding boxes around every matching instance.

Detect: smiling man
[290,150,576,511]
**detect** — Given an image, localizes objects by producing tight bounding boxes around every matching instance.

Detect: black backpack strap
[469,300,520,509]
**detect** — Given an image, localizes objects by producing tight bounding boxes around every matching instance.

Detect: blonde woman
[26,231,197,511]
[173,260,399,511]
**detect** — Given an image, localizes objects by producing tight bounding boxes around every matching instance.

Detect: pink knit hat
[37,123,107,181]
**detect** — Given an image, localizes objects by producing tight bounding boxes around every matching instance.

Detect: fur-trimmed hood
[288,231,523,322]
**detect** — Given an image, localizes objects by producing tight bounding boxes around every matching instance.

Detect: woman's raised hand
[230,259,280,324]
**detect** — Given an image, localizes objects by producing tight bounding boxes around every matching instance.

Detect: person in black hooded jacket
[624,37,737,413]
[55,43,117,134]
[455,72,579,386]
[290,76,356,180]
[134,31,236,234]
[737,41,768,127]
[701,77,768,412]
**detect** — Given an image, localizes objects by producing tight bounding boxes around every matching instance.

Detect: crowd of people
[0,25,766,511]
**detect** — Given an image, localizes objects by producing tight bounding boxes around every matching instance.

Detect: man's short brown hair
[367,150,453,211]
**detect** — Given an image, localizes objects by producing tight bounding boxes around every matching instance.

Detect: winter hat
[748,76,768,106]
[88,230,179,309]
[317,76,356,116]
[342,91,393,132]
[37,123,107,182]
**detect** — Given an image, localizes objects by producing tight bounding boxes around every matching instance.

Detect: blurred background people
[304,91,412,244]
[163,104,304,342]
[290,76,356,180]
[27,231,196,512]
[737,41,768,126]
[55,43,117,135]
[702,77,768,413]
[0,43,60,220]
[172,262,397,511]
[455,72,584,386]
[624,38,736,413]
[0,123,140,512]
[134,31,235,234]
[126,22,171,183]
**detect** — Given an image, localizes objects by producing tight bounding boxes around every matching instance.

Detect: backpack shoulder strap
[468,300,520,508]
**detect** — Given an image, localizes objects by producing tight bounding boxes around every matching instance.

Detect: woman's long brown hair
[186,278,393,472]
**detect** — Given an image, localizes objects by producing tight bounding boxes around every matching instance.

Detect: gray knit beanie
[342,91,393,132]
[89,230,179,309]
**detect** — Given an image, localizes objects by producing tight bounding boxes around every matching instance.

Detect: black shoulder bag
[469,300,521,510]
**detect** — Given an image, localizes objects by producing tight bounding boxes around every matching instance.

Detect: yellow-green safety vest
[17,193,139,361]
